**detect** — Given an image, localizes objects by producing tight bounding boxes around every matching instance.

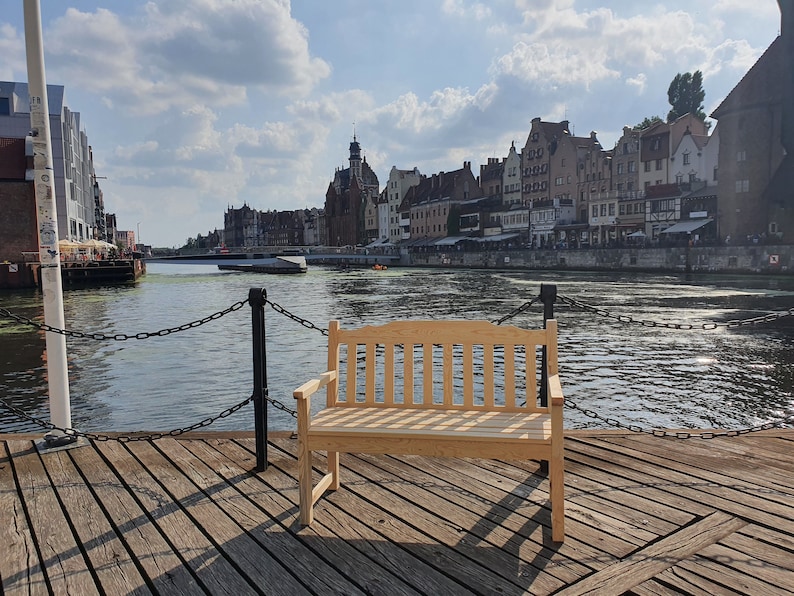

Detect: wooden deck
[2,430,793,595]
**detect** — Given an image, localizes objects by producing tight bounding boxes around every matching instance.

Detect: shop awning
[475,233,519,243]
[660,218,713,234]
[434,236,470,246]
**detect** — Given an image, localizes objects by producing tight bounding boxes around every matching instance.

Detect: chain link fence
[1,290,792,441]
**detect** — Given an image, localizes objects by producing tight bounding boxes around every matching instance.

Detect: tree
[634,115,663,130]
[667,70,706,123]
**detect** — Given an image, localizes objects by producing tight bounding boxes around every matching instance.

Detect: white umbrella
[627,230,646,238]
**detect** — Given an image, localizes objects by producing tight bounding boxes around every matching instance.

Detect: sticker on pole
[769,254,779,265]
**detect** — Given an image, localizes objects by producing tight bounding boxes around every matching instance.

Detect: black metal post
[538,283,556,475]
[539,283,557,408]
[249,287,268,472]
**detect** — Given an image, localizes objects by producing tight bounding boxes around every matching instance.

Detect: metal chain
[0,299,249,341]
[266,299,328,335]
[492,298,538,325]
[0,394,254,442]
[565,398,794,438]
[558,294,794,330]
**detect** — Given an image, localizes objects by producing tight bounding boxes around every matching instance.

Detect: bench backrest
[326,319,558,413]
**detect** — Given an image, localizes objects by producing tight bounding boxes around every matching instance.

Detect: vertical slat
[546,320,559,375]
[526,344,538,411]
[384,343,395,405]
[504,344,516,408]
[463,342,473,408]
[345,343,357,403]
[443,344,453,406]
[483,344,494,409]
[404,344,414,405]
[365,342,376,404]
[423,343,433,405]
[327,321,341,407]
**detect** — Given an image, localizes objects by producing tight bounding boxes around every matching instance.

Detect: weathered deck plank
[1,430,793,595]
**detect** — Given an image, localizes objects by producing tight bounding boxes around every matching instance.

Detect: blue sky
[1,1,782,247]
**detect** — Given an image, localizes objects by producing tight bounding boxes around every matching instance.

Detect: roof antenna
[353,121,356,141]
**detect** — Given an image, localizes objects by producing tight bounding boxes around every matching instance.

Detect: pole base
[35,430,86,453]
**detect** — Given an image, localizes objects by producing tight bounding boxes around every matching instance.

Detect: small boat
[372,263,387,271]
[153,252,307,274]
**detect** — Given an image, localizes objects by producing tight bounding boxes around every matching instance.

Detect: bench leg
[550,448,565,542]
[298,433,314,526]
[328,451,340,490]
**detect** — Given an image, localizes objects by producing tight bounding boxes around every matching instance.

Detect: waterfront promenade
[3,429,793,594]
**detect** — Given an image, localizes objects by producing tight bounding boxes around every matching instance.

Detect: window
[713,166,718,181]
[683,152,691,165]
[600,205,607,216]
[655,159,663,170]
[635,203,643,214]
[737,150,746,162]
[644,162,651,172]
[676,174,683,184]
[619,204,626,215]
[561,158,566,167]
[608,204,615,216]
[555,176,564,186]
[651,138,661,150]
[622,142,628,154]
[0,97,10,115]
[689,173,697,183]
[617,163,624,174]
[628,161,636,173]
[592,205,598,217]
[735,179,750,192]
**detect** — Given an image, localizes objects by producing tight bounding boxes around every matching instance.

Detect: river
[1,263,793,435]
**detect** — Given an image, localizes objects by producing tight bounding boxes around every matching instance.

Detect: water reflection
[1,265,792,433]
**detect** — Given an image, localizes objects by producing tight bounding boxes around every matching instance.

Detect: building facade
[0,82,99,242]
[325,136,379,246]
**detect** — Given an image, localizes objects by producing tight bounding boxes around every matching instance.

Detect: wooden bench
[293,319,565,542]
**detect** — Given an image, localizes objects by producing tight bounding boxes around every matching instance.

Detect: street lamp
[137,222,141,250]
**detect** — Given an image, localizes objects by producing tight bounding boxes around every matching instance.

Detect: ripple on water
[2,266,793,433]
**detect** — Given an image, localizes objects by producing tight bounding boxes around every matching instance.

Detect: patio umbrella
[57,238,80,251]
[627,230,646,238]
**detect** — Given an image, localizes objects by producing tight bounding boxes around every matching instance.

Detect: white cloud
[0,23,25,81]
[442,0,492,21]
[626,73,647,94]
[495,40,621,90]
[43,1,330,116]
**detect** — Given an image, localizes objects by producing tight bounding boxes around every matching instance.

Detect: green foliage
[667,71,707,122]
[634,115,663,130]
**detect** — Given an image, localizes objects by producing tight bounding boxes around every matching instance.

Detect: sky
[0,1,783,248]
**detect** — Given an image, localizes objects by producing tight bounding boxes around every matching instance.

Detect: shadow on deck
[2,430,793,595]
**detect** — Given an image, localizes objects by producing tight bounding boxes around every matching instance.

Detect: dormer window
[683,152,691,165]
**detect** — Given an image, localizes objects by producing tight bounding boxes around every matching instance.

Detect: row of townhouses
[228,4,790,251]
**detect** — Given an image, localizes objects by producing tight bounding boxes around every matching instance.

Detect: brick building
[0,137,36,262]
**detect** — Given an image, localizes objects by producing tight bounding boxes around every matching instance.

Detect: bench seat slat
[309,408,552,441]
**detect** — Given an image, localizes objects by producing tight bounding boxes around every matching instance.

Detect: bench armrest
[294,370,337,401]
[548,373,564,407]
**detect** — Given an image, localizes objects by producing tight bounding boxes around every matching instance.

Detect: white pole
[23,0,73,439]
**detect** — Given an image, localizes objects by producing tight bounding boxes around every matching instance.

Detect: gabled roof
[712,37,784,119]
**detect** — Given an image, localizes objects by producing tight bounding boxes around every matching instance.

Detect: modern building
[0,81,99,242]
